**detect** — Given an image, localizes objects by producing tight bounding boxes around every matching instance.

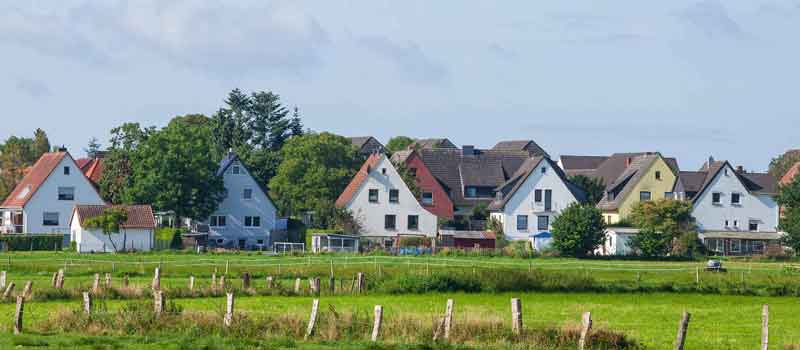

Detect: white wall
[496,161,580,240]
[23,154,105,234]
[598,229,637,255]
[71,211,153,253]
[207,159,277,248]
[692,164,779,233]
[343,156,437,238]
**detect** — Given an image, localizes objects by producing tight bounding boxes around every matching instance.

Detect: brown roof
[560,155,609,174]
[335,153,384,208]
[491,140,549,157]
[408,138,457,150]
[676,171,707,194]
[2,152,69,208]
[679,161,779,202]
[597,154,676,210]
[781,162,800,185]
[566,152,678,189]
[439,230,496,240]
[489,157,586,211]
[71,204,156,229]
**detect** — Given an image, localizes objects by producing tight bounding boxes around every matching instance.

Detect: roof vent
[462,145,475,156]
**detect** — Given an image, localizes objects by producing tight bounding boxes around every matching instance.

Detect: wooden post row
[371,305,383,342]
[188,276,195,291]
[55,269,65,289]
[266,276,273,289]
[22,281,32,299]
[310,277,320,296]
[219,275,226,290]
[675,311,691,350]
[305,298,320,340]
[122,274,129,288]
[3,282,16,299]
[242,272,251,290]
[51,272,58,288]
[154,291,164,315]
[294,278,302,294]
[92,273,101,293]
[434,299,454,341]
[578,312,592,350]
[105,273,112,288]
[0,270,6,290]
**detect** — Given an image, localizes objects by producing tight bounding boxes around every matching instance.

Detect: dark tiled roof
[416,148,530,207]
[491,140,549,157]
[559,155,609,175]
[390,150,413,164]
[348,136,384,155]
[216,150,275,204]
[72,204,156,229]
[573,152,678,190]
[335,153,383,208]
[348,136,373,150]
[676,171,707,194]
[682,161,779,202]
[739,172,778,195]
[408,138,457,150]
[597,154,670,210]
[488,157,586,211]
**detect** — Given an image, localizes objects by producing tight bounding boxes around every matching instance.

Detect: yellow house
[597,153,678,224]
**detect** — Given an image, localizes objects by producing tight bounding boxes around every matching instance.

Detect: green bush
[0,234,64,251]
[155,228,186,250]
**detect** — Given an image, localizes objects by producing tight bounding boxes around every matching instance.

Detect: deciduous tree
[569,175,606,205]
[386,136,415,154]
[84,208,128,252]
[551,203,605,257]
[628,199,695,257]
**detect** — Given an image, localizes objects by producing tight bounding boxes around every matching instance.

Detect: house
[0,151,105,235]
[391,149,454,219]
[488,157,586,241]
[348,136,385,157]
[674,158,780,255]
[438,230,496,249]
[69,204,156,252]
[396,146,531,222]
[407,138,458,150]
[205,150,278,250]
[335,153,437,246]
[491,140,549,158]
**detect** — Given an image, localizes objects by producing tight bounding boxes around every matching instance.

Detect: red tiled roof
[781,162,800,186]
[1,152,68,208]
[76,158,92,170]
[83,158,104,185]
[71,204,156,229]
[335,153,383,208]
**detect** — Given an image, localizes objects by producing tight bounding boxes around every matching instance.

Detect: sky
[1,0,798,172]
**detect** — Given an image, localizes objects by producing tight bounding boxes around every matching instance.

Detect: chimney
[462,145,475,156]
[57,145,68,152]
[736,165,745,173]
[625,157,633,167]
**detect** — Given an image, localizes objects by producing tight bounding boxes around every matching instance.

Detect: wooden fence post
[0,270,6,290]
[225,260,229,275]
[92,273,101,293]
[152,267,161,291]
[356,272,365,294]
[310,277,320,296]
[444,299,454,340]
[122,274,129,288]
[371,305,383,342]
[511,298,522,335]
[153,290,164,315]
[22,281,32,299]
[242,272,251,290]
[695,267,699,284]
[329,276,335,294]
[51,272,58,288]
[83,292,92,316]
[294,278,302,294]
[105,273,111,288]
[3,282,16,299]
[212,272,217,288]
[761,304,768,350]
[219,275,226,290]
[578,311,592,350]
[188,276,195,291]
[224,292,234,327]
[304,298,320,340]
[266,276,273,289]
[674,311,690,350]
[13,295,24,334]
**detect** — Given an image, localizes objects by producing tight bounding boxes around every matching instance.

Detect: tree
[99,123,154,204]
[778,177,800,254]
[385,136,415,154]
[393,160,420,198]
[84,137,102,158]
[551,203,605,257]
[569,175,605,205]
[769,150,800,180]
[127,115,226,221]
[84,208,128,252]
[0,130,49,199]
[31,128,51,157]
[269,132,360,221]
[627,199,695,257]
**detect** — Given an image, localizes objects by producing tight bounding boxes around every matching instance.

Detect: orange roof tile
[71,204,156,229]
[781,162,800,186]
[335,153,383,208]
[2,152,68,208]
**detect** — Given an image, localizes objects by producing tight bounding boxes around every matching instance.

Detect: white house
[335,153,437,246]
[488,157,586,246]
[675,159,780,255]
[69,204,156,253]
[205,150,278,250]
[0,151,105,235]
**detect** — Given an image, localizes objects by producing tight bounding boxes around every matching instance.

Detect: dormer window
[63,166,70,175]
[232,166,240,174]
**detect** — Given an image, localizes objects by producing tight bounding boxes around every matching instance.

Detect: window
[541,166,547,174]
[244,216,261,227]
[217,239,224,244]
[730,239,741,252]
[725,220,729,227]
[712,192,722,205]
[243,188,253,199]
[655,171,661,180]
[389,189,399,203]
[465,187,477,198]
[232,166,240,174]
[733,220,739,228]
[63,166,70,175]
[210,215,226,227]
[409,168,417,177]
[640,191,651,201]
[516,215,528,231]
[381,168,387,175]
[534,189,543,203]
[422,192,434,205]
[369,189,379,203]
[731,193,741,205]
[257,240,264,245]
[408,215,419,230]
[58,187,75,201]
[752,241,764,253]
[43,212,59,226]
[384,215,396,230]
[664,192,674,199]
[537,215,549,230]
[544,189,552,211]
[749,220,759,232]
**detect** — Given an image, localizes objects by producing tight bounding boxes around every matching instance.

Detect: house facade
[335,153,437,245]
[488,157,586,241]
[596,153,679,224]
[0,151,105,235]
[205,151,278,250]
[69,204,156,253]
[675,160,780,255]
[391,149,454,219]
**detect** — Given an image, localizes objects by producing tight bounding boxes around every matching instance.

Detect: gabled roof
[559,155,609,175]
[781,162,800,186]
[348,136,374,150]
[679,160,779,202]
[562,152,678,190]
[2,152,70,208]
[491,140,549,157]
[416,148,530,206]
[70,204,156,229]
[408,138,458,150]
[76,157,104,186]
[216,150,276,205]
[675,171,707,194]
[597,154,674,210]
[488,157,586,211]
[335,153,384,208]
[347,136,384,154]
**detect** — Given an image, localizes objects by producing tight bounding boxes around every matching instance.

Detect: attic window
[243,188,253,200]
[731,193,741,205]
[63,166,70,175]
[712,192,722,205]
[724,168,729,176]
[389,189,399,203]
[541,166,547,174]
[655,171,662,180]
[381,168,387,175]
[369,189,379,203]
[232,166,240,174]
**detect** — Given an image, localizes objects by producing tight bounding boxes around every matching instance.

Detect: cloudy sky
[1,0,798,171]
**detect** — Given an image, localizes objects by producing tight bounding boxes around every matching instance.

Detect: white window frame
[58,187,75,201]
[369,189,379,203]
[43,212,59,226]
[422,192,434,205]
[748,220,759,232]
[730,239,741,253]
[712,192,722,205]
[516,215,528,231]
[407,215,419,230]
[232,165,240,175]
[537,215,549,231]
[389,189,399,203]
[243,188,253,200]
[244,216,261,227]
[731,192,742,205]
[210,215,227,227]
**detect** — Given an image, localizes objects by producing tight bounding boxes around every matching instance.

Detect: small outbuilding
[310,233,360,253]
[438,230,496,249]
[530,231,552,252]
[69,204,156,253]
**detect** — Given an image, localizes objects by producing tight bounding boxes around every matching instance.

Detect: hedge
[0,234,64,251]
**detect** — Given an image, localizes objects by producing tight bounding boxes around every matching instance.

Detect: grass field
[0,252,798,349]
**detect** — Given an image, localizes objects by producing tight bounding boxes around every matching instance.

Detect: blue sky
[1,0,798,171]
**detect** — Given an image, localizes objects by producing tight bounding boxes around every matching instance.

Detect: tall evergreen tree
[31,128,51,157]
